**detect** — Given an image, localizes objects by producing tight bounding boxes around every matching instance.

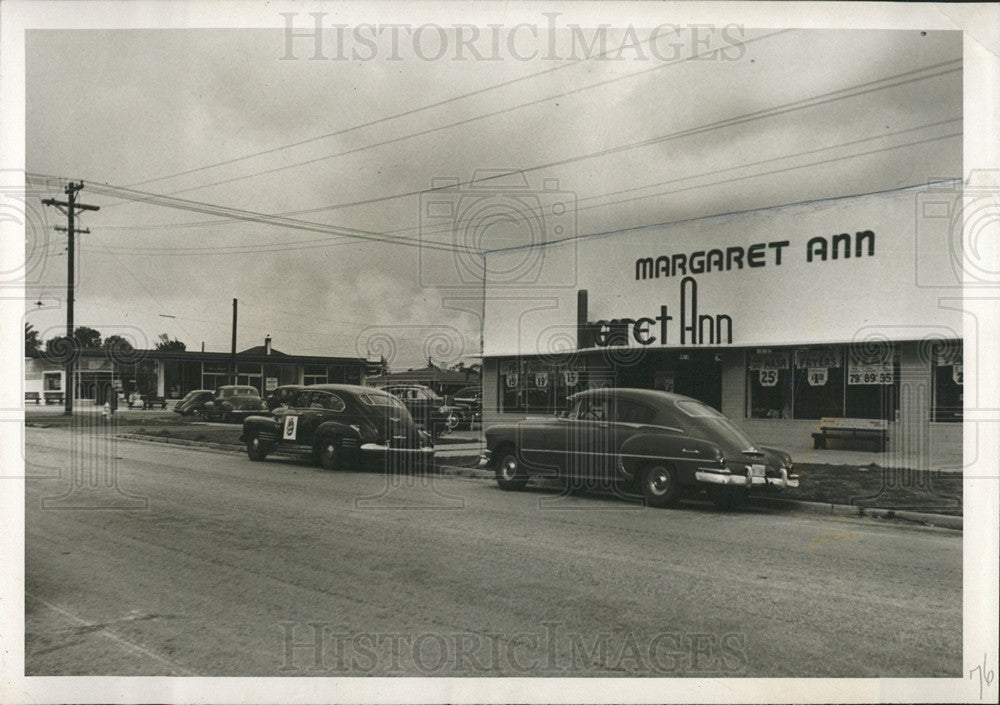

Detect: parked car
[204,385,265,423]
[173,389,215,417]
[479,388,798,509]
[240,384,434,471]
[452,385,482,428]
[264,384,304,411]
[378,384,468,436]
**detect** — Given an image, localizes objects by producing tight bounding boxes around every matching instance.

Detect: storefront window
[793,348,844,419]
[845,344,899,419]
[303,364,328,386]
[748,350,791,418]
[498,359,586,415]
[933,342,963,422]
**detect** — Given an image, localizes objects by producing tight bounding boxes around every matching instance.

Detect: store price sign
[848,361,894,385]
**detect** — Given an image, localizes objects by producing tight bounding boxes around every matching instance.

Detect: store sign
[505,373,519,388]
[283,415,298,440]
[483,190,963,357]
[563,370,579,387]
[848,361,894,385]
[748,352,789,371]
[795,349,841,369]
[265,377,278,391]
[807,367,828,386]
[758,369,779,387]
[534,372,549,388]
[952,364,963,385]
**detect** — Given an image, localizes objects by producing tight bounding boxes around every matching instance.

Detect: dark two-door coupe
[480,388,798,509]
[172,389,215,417]
[203,385,265,422]
[240,384,434,471]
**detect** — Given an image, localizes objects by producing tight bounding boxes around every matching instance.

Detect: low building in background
[25,337,372,406]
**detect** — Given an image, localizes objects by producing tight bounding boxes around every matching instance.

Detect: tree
[155,333,186,351]
[103,334,135,356]
[25,323,40,355]
[43,326,102,354]
[72,326,102,349]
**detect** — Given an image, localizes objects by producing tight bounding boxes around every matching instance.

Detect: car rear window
[360,393,405,409]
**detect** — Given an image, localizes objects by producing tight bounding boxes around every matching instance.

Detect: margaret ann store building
[480,184,964,457]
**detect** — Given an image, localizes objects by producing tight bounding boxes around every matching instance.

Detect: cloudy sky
[22,15,961,368]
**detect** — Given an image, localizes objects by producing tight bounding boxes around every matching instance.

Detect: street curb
[117,433,244,454]
[113,434,962,529]
[749,496,963,530]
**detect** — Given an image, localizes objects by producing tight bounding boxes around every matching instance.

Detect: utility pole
[42,182,100,415]
[230,298,238,385]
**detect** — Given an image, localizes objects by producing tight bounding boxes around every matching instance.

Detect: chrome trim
[523,448,710,465]
[360,443,435,454]
[695,469,752,486]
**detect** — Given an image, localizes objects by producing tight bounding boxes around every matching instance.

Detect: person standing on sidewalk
[107,384,119,416]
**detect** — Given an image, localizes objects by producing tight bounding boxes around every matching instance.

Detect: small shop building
[480,184,964,457]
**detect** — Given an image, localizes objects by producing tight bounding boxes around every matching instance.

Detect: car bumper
[695,467,799,490]
[360,443,435,471]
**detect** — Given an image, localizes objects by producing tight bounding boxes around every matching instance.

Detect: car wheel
[495,446,529,491]
[246,435,270,462]
[317,438,340,471]
[641,463,681,508]
[707,486,748,510]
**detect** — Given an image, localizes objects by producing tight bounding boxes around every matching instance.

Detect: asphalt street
[23,426,961,677]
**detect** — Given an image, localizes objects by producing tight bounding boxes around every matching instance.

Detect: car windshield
[181,391,205,402]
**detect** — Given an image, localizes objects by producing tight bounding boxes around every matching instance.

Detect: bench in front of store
[25,392,40,404]
[43,391,65,405]
[812,417,888,451]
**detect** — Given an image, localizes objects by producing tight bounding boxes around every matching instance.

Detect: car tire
[640,463,681,508]
[317,438,340,471]
[246,435,270,462]
[495,445,529,491]
[707,486,748,511]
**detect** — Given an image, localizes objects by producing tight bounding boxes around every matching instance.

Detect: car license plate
[749,464,766,478]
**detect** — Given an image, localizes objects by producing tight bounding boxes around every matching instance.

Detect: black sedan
[379,384,467,436]
[479,388,798,509]
[240,384,434,471]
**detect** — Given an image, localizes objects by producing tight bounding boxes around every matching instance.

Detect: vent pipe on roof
[265,335,272,355]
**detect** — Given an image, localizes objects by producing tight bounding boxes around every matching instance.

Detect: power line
[155,32,795,197]
[55,117,961,257]
[127,30,791,191]
[75,55,960,240]
[27,174,476,255]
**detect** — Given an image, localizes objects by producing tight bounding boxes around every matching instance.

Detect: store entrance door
[613,350,722,410]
